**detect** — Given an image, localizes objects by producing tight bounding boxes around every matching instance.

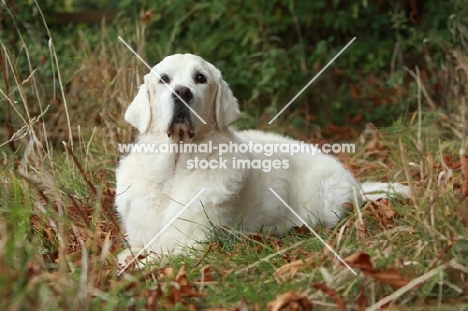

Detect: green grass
[1,3,468,311]
[1,163,468,310]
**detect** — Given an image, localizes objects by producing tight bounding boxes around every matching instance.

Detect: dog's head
[124,54,240,141]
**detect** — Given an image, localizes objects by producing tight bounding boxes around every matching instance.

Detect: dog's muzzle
[168,86,195,141]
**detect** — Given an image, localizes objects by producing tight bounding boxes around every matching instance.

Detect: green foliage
[2,0,466,130]
[139,0,465,128]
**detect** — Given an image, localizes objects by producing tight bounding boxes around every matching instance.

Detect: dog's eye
[159,75,170,84]
[195,73,206,84]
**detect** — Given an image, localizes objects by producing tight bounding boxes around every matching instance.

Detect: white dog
[116,54,410,265]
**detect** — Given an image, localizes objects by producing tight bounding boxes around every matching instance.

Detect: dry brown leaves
[199,264,213,283]
[356,283,366,311]
[368,199,398,229]
[244,232,282,253]
[430,154,468,198]
[311,283,346,311]
[343,252,410,289]
[101,187,116,211]
[354,198,406,238]
[145,265,206,310]
[274,255,318,283]
[267,291,313,311]
[461,155,468,198]
[139,9,155,23]
[274,247,324,283]
[291,225,311,235]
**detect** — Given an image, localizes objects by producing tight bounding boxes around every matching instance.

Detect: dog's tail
[360,182,411,201]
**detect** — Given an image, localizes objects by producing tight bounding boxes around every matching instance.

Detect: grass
[1,3,468,311]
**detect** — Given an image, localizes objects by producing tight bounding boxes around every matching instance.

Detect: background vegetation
[1,0,468,309]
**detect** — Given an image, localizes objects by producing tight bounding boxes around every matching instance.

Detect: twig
[67,193,91,227]
[427,237,453,271]
[193,244,213,269]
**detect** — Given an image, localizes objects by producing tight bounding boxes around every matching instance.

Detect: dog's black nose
[172,86,193,103]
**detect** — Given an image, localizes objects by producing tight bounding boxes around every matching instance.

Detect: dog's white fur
[116,54,410,263]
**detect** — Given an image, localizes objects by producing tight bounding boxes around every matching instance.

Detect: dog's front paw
[117,248,141,268]
[117,247,161,272]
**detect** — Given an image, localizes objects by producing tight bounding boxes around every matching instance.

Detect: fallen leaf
[343,253,374,269]
[368,199,398,229]
[173,265,206,300]
[139,9,155,23]
[350,113,363,125]
[274,256,317,282]
[373,199,396,219]
[456,199,468,227]
[357,283,366,311]
[354,218,366,238]
[282,248,316,262]
[150,265,206,308]
[311,283,346,311]
[101,187,115,210]
[343,202,355,211]
[436,154,463,170]
[369,267,411,289]
[292,225,311,235]
[322,124,357,140]
[27,260,43,280]
[200,265,213,282]
[236,298,249,311]
[366,132,381,152]
[342,253,410,289]
[461,155,468,198]
[267,291,313,311]
[159,266,175,278]
[145,286,163,311]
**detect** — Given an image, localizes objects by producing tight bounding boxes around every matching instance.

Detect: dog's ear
[214,77,240,130]
[125,75,151,133]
